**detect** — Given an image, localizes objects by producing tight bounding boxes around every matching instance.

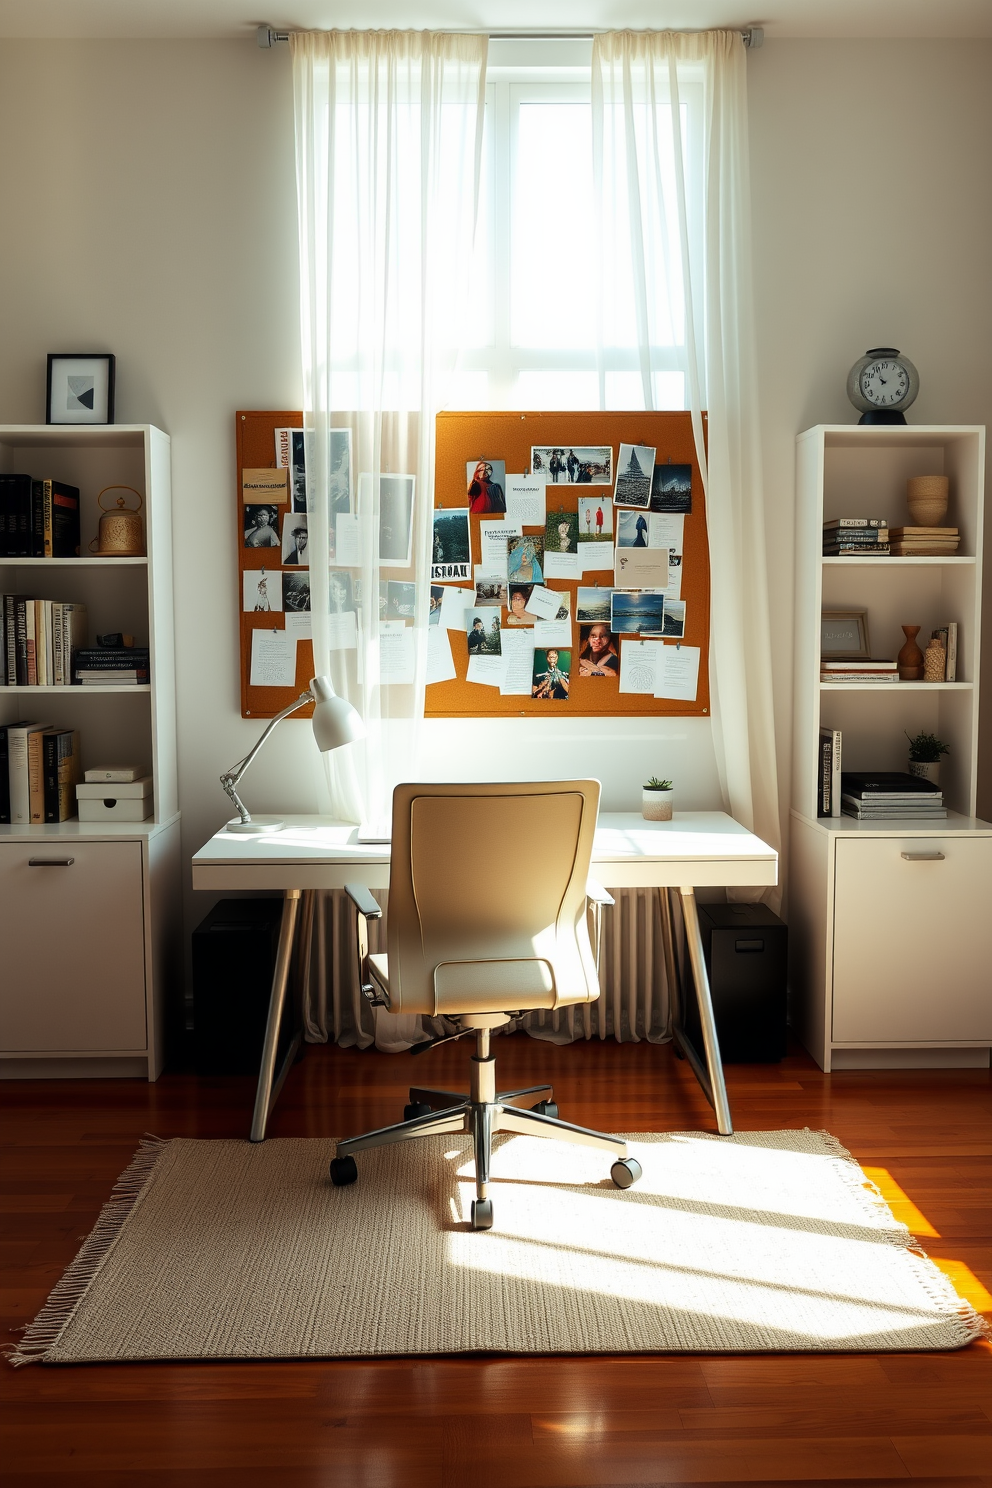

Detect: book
[0,721,14,822]
[889,526,959,538]
[0,474,33,556]
[946,621,958,682]
[73,647,149,664]
[820,672,899,683]
[60,602,88,684]
[44,480,81,558]
[841,771,942,799]
[822,517,886,528]
[42,728,80,822]
[841,801,947,820]
[818,726,842,817]
[820,658,896,670]
[28,727,47,821]
[84,764,150,783]
[7,721,50,823]
[78,671,149,685]
[822,543,891,556]
[24,598,36,686]
[822,529,889,543]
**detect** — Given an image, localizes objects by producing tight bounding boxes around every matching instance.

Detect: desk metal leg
[250,888,302,1143]
[659,886,734,1136]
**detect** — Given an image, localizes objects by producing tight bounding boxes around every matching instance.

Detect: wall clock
[846,347,919,425]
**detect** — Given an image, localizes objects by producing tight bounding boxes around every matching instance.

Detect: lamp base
[226,817,285,835]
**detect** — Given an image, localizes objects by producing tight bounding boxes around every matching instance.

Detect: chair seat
[366,952,573,1015]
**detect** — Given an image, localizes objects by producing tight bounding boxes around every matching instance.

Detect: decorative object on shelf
[220,674,366,833]
[820,608,870,660]
[896,625,924,680]
[923,635,946,683]
[906,475,948,526]
[46,354,115,425]
[641,777,674,821]
[89,486,145,556]
[846,347,919,425]
[905,730,949,785]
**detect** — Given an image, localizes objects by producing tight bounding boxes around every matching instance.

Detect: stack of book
[0,720,80,824]
[1,597,88,686]
[74,645,150,686]
[888,526,960,556]
[0,474,81,557]
[820,658,898,684]
[822,518,889,556]
[840,772,946,821]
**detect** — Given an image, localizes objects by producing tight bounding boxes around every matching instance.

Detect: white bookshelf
[789,425,991,1072]
[0,426,180,1080]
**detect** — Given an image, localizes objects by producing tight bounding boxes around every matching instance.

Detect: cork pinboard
[428,410,709,718]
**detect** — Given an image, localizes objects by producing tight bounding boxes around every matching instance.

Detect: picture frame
[820,608,870,659]
[46,354,115,425]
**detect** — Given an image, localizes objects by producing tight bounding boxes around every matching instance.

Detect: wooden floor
[2,1035,990,1487]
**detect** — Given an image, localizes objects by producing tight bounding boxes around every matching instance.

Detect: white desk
[193,811,778,1140]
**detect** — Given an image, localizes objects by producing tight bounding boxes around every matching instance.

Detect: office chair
[331,780,642,1230]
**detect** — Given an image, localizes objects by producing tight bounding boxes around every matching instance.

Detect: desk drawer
[832,836,992,1043]
[0,842,147,1052]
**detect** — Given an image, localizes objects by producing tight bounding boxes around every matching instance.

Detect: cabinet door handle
[900,851,945,862]
[28,857,75,867]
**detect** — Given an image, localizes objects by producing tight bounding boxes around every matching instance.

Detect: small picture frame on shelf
[46,354,116,425]
[821,608,870,659]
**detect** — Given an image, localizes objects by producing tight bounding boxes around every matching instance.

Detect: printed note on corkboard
[426,410,709,718]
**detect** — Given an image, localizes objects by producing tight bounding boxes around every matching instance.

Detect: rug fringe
[810,1126,991,1348]
[5,1135,170,1367]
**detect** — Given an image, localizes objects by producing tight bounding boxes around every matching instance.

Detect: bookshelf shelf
[790,424,989,1074]
[0,425,180,1083]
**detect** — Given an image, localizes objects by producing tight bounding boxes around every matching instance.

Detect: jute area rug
[13,1129,984,1365]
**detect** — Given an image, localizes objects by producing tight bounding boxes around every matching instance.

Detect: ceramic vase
[897,625,924,680]
[642,788,674,822]
[908,759,940,785]
[907,475,948,527]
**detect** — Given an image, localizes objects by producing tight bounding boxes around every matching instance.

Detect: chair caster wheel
[531,1099,559,1119]
[471,1198,493,1230]
[404,1102,432,1121]
[330,1155,358,1186]
[611,1157,642,1189]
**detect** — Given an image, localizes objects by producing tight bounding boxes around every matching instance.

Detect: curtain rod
[256,24,764,49]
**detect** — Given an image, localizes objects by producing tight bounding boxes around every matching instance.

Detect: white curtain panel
[291,30,488,826]
[592,31,781,901]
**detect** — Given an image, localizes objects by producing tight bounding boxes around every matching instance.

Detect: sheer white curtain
[291,29,488,827]
[592,31,781,889]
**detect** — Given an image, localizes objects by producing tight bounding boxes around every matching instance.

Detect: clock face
[860,359,910,408]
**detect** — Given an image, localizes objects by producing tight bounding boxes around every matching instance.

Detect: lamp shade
[309,675,366,752]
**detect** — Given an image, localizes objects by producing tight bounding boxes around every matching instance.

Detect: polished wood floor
[2,1035,990,1487]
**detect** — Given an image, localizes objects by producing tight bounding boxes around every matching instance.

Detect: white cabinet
[789,426,990,1071]
[0,426,181,1080]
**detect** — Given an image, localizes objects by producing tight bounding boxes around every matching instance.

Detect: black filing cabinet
[683,903,788,1062]
[192,898,287,1075]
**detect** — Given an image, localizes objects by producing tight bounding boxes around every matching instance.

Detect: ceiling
[0,0,987,38]
[0,0,990,40]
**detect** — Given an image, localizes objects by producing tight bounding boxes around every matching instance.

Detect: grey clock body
[847,347,919,425]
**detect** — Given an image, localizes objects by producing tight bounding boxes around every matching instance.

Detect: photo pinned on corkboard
[545,508,579,556]
[578,622,619,677]
[507,534,544,584]
[466,459,507,513]
[532,647,570,699]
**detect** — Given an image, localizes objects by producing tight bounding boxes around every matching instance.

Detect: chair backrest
[386,780,601,1016]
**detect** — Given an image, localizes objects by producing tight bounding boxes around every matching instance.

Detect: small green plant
[905,730,950,763]
[644,776,673,790]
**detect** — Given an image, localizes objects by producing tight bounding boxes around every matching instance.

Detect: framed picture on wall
[821,608,870,659]
[46,354,116,425]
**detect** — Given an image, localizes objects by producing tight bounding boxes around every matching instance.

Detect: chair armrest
[586,877,615,908]
[345,882,383,919]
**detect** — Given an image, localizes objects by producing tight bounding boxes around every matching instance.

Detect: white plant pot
[642,788,674,821]
[907,759,940,785]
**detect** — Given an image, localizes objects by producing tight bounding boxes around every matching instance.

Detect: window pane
[514,370,599,409]
[511,103,594,348]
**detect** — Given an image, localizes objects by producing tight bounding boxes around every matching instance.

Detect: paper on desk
[479,518,521,577]
[250,628,297,687]
[499,628,535,695]
[619,638,662,695]
[334,512,361,567]
[426,624,456,684]
[441,585,474,631]
[544,551,580,581]
[525,584,564,621]
[467,652,509,687]
[581,542,614,573]
[615,547,669,589]
[328,611,358,651]
[654,643,700,702]
[379,622,416,684]
[284,612,312,640]
[505,474,546,526]
[534,616,572,648]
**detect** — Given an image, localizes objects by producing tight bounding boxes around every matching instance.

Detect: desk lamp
[220,675,365,834]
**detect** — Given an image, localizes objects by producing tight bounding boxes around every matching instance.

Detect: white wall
[1,36,990,960]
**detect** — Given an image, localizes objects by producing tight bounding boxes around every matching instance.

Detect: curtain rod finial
[257,24,289,48]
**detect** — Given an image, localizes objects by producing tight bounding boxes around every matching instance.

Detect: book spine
[74,659,150,672]
[42,729,60,822]
[51,483,81,558]
[58,730,80,820]
[830,728,842,818]
[822,518,886,528]
[5,595,17,684]
[31,480,44,558]
[42,480,53,558]
[25,600,36,686]
[52,602,63,685]
[28,729,46,822]
[8,730,32,823]
[946,622,957,682]
[15,599,28,685]
[818,734,831,816]
[0,597,5,687]
[7,476,32,556]
[0,726,10,823]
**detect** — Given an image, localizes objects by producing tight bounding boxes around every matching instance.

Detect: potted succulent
[905,730,949,785]
[642,776,674,821]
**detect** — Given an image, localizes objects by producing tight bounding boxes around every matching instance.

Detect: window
[449,39,704,412]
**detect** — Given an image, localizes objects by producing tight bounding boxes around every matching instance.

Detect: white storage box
[76,776,154,821]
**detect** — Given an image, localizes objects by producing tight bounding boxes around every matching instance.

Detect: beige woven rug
[13,1129,984,1364]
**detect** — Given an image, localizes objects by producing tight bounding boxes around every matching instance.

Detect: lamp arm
[219,689,313,825]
